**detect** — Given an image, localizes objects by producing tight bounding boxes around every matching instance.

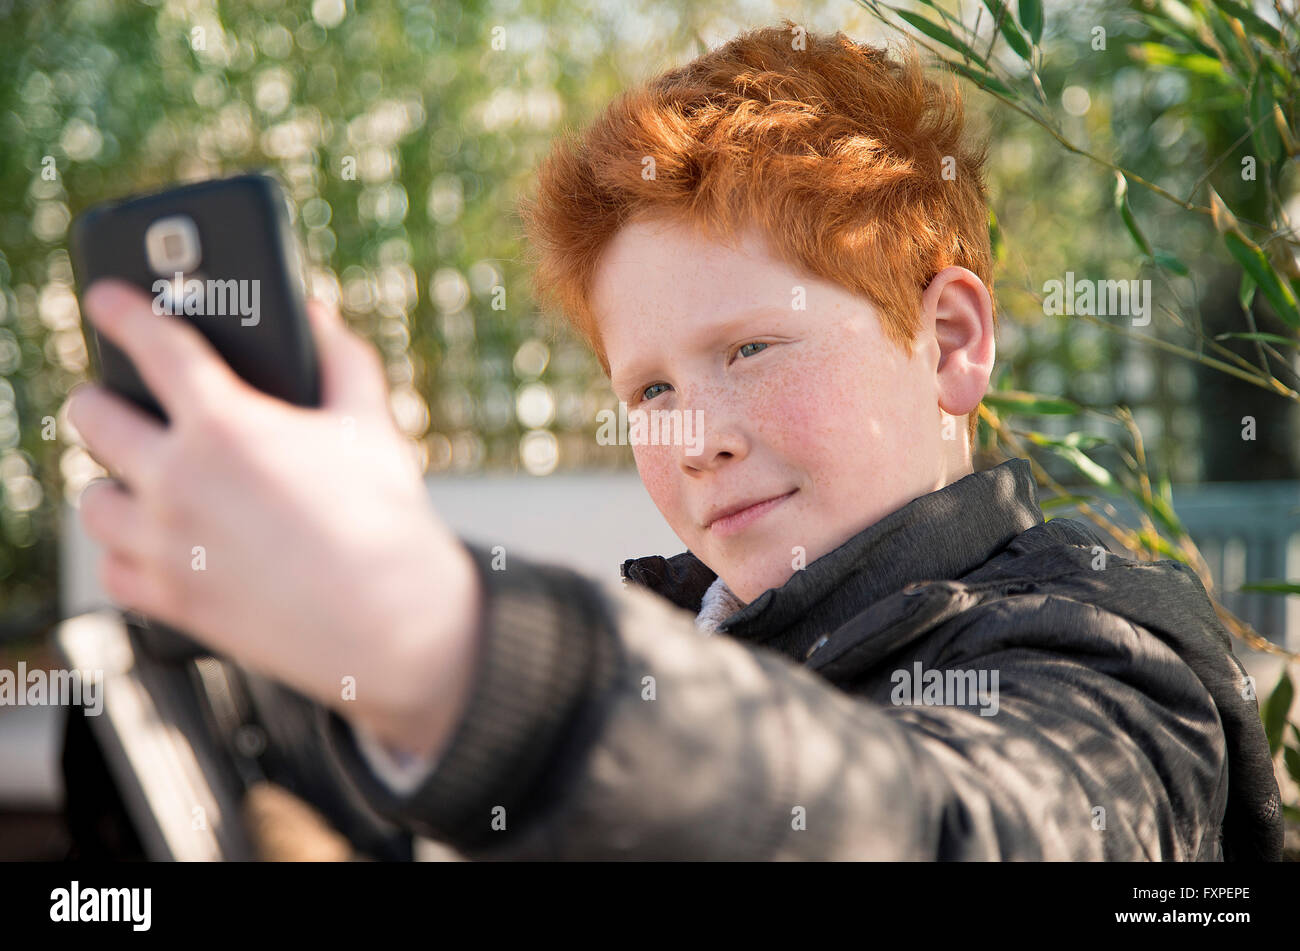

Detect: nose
[679,397,749,476]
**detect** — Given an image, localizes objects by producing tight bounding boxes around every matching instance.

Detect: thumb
[304,298,391,414]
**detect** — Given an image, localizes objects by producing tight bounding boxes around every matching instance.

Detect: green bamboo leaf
[989,208,1007,265]
[1286,746,1300,787]
[1208,185,1241,235]
[1238,271,1257,310]
[943,59,1014,98]
[1274,103,1299,159]
[1039,494,1091,511]
[1134,528,1184,561]
[1141,488,1186,538]
[1025,430,1109,451]
[1240,580,1300,595]
[1263,668,1294,754]
[1114,172,1153,258]
[1060,432,1107,450]
[1223,229,1300,328]
[1214,332,1300,349]
[1128,43,1229,79]
[1156,0,1205,34]
[982,0,1033,60]
[1152,250,1189,275]
[1112,471,1185,539]
[890,8,990,69]
[1020,431,1117,489]
[1136,12,1219,59]
[1204,7,1252,79]
[1211,0,1285,48]
[1017,0,1042,44]
[983,390,1082,414]
[1157,471,1174,511]
[1045,444,1116,490]
[1263,53,1294,90]
[1250,74,1282,163]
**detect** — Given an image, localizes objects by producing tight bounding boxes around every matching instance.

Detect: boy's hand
[65,279,482,759]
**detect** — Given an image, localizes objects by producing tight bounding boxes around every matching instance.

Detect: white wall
[60,471,687,619]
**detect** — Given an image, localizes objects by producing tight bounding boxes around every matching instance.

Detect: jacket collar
[621,457,1045,657]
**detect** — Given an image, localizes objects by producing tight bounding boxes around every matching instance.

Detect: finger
[304,298,391,414]
[79,477,152,561]
[65,383,166,493]
[101,548,189,632]
[83,279,248,424]
[98,548,160,619]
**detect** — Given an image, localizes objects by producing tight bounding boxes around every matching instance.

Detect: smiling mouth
[707,489,797,537]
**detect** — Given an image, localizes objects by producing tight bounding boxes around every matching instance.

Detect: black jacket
[314,457,1284,860]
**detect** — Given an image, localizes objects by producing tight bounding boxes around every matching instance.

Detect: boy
[71,23,1282,860]
[330,22,1282,860]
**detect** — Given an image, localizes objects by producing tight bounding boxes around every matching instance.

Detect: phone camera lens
[145,215,202,275]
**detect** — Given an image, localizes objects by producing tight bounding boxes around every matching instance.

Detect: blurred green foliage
[0,0,1297,669]
[0,0,721,640]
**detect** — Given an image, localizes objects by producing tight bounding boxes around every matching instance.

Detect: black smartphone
[69,171,322,660]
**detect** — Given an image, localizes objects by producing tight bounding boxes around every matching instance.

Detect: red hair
[518,20,995,442]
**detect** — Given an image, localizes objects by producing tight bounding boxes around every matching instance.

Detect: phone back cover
[69,172,321,423]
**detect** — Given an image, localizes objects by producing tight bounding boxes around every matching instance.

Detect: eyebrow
[609,305,794,398]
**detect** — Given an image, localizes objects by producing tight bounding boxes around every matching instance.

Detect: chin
[729,562,797,603]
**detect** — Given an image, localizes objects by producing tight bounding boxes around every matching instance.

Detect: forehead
[594,213,769,288]
[591,216,797,345]
[591,217,886,400]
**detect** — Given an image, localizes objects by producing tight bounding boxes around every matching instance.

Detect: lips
[704,489,797,534]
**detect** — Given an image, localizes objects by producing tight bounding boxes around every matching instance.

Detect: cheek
[732,351,825,429]
[632,444,683,515]
[748,358,866,464]
[758,388,825,451]
[762,347,930,482]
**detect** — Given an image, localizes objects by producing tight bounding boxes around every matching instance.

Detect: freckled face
[591,215,949,604]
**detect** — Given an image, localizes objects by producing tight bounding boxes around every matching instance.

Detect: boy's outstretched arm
[317,543,1232,861]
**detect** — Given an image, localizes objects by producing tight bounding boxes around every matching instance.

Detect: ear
[921,266,995,416]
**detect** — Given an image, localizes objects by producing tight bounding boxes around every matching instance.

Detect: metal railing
[1075,479,1300,652]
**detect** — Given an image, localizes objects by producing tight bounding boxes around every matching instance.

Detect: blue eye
[635,342,769,402]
